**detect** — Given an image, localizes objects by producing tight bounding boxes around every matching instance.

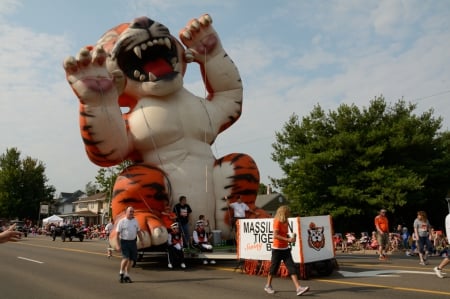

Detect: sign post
[37,204,49,226]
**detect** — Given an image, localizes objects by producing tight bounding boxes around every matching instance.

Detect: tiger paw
[135,211,168,248]
[179,14,223,61]
[63,46,125,102]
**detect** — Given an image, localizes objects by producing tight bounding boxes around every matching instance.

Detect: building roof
[60,210,99,217]
[58,190,86,204]
[256,193,287,213]
[73,192,106,203]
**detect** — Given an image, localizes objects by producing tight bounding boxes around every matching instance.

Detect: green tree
[258,183,268,194]
[271,97,450,231]
[85,181,99,196]
[0,148,55,220]
[95,167,117,196]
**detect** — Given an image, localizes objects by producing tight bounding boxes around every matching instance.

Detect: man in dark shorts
[374,209,389,260]
[115,207,144,283]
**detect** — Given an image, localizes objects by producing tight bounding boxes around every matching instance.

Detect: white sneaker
[168,263,173,269]
[434,266,444,278]
[296,286,310,296]
[203,260,208,265]
[210,260,216,264]
[264,285,275,294]
[180,263,186,269]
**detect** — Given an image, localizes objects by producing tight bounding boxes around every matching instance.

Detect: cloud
[0,10,94,193]
[1,0,450,194]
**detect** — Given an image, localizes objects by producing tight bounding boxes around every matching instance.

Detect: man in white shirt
[115,207,144,283]
[227,196,258,231]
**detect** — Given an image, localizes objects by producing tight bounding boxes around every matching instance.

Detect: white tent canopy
[42,214,63,225]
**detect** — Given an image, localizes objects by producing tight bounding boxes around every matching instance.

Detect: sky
[1,0,449,195]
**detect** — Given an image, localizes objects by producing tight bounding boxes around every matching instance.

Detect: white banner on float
[237,215,334,263]
[298,215,335,263]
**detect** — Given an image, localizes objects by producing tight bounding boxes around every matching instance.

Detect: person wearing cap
[193,220,216,265]
[374,209,390,260]
[198,214,210,234]
[167,222,186,269]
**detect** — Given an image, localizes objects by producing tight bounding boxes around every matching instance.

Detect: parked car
[52,224,86,242]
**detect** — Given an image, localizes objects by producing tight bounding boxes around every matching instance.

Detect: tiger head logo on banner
[307,222,325,251]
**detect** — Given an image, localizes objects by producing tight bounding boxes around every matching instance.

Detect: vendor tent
[42,214,63,225]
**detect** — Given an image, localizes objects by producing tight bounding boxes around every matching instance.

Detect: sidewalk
[335,249,405,256]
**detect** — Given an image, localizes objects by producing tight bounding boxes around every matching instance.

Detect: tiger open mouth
[112,35,179,82]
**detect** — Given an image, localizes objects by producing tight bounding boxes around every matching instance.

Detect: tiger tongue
[143,59,172,78]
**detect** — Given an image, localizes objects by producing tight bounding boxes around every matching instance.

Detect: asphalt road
[0,235,449,299]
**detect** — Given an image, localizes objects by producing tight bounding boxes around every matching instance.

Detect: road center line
[18,256,44,264]
[318,278,450,296]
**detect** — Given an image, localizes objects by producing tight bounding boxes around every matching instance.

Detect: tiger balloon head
[96,16,188,99]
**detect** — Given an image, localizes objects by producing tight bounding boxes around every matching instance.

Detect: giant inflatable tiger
[63,14,269,250]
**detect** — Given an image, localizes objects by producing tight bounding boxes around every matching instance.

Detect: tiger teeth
[171,57,177,68]
[133,69,156,82]
[134,38,172,59]
[148,72,157,81]
[164,37,171,49]
[133,46,142,59]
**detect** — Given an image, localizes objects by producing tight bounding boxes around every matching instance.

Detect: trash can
[212,230,222,246]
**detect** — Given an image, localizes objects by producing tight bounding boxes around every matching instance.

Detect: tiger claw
[199,14,212,26]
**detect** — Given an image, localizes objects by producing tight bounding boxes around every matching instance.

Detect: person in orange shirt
[374,209,390,260]
[161,199,177,229]
[264,206,309,296]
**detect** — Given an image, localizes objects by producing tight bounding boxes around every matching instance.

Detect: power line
[413,89,450,102]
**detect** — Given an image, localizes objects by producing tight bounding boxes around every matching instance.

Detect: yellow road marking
[18,241,450,296]
[317,279,450,296]
[18,241,107,256]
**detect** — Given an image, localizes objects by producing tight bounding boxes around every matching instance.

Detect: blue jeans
[417,236,432,255]
[179,222,190,248]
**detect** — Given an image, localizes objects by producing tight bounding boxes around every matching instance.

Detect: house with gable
[71,192,109,226]
[255,193,288,216]
[55,190,85,215]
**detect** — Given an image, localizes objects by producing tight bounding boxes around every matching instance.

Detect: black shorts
[120,239,138,261]
[269,248,297,276]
